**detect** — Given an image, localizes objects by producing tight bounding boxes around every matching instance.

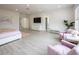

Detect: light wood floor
[0,31,59,55]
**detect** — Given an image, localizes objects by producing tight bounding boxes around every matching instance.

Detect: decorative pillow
[59,33,64,40]
[59,32,69,40]
[67,29,79,35]
[67,29,73,33]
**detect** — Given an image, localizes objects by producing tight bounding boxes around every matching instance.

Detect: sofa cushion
[68,48,78,55]
[68,45,79,55]
[48,44,71,55]
[48,45,60,55]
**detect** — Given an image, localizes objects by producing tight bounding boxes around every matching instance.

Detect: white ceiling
[0,4,74,14]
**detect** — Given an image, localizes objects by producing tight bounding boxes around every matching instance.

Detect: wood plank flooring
[0,31,59,55]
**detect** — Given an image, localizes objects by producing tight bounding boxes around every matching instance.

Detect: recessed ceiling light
[26,4,30,10]
[57,5,62,8]
[16,9,18,11]
[39,9,42,12]
[26,4,30,7]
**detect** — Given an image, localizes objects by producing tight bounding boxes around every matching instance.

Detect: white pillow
[67,29,73,33]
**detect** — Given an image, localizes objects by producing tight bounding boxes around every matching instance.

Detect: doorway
[19,17,29,32]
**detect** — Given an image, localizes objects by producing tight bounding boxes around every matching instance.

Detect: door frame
[45,17,48,32]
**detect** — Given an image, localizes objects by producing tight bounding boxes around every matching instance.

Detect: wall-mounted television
[33,17,41,23]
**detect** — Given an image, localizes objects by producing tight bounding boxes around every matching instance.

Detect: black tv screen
[34,17,41,23]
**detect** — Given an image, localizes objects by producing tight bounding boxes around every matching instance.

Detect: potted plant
[64,20,75,29]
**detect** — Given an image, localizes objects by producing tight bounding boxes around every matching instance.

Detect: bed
[0,29,22,45]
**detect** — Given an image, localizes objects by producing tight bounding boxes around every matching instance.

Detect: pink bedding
[0,29,21,39]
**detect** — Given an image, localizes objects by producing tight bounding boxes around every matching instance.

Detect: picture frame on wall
[0,16,12,24]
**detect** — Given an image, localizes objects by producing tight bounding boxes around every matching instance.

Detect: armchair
[48,40,76,55]
[59,29,79,45]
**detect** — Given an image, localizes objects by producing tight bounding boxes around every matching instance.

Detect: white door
[21,17,29,29]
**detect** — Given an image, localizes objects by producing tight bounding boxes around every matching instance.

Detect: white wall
[0,9,19,30]
[48,8,74,32]
[30,8,74,32]
[0,7,74,32]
